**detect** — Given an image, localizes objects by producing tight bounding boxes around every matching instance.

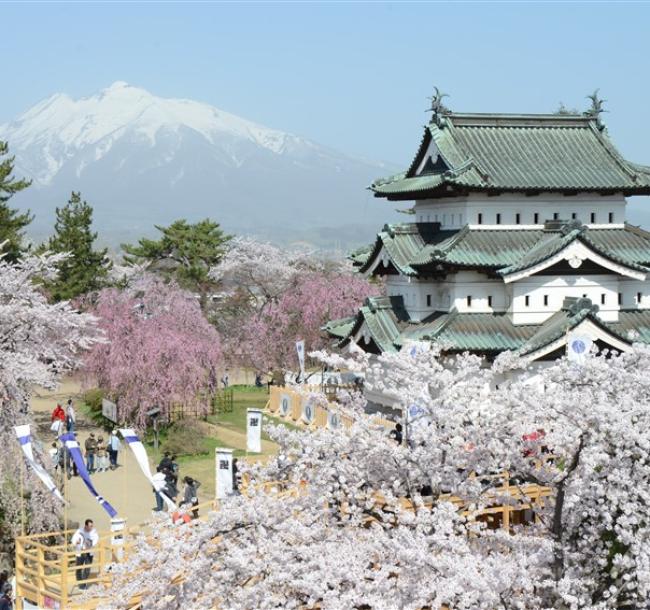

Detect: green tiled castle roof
[327,296,646,357]
[360,222,650,277]
[371,113,650,199]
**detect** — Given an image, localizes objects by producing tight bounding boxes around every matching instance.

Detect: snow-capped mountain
[0,82,397,247]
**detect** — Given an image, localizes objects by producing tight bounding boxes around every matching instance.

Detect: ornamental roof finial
[584,89,607,129]
[426,86,450,126]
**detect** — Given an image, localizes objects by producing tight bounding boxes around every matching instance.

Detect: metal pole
[19,452,26,536]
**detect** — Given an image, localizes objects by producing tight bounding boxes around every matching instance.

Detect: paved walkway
[30,380,211,531]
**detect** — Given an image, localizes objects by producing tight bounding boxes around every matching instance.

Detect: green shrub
[161,420,210,457]
[81,388,113,429]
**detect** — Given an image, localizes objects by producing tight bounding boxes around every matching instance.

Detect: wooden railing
[14,498,218,610]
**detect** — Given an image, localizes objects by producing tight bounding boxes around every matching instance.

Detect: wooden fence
[267,385,395,431]
[14,499,218,610]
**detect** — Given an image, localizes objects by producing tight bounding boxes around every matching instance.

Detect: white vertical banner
[14,424,65,503]
[246,409,262,453]
[216,448,234,499]
[279,393,291,418]
[567,334,593,365]
[327,409,340,430]
[296,340,305,382]
[119,428,175,510]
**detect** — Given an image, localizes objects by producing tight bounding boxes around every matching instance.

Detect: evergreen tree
[42,191,110,301]
[0,140,33,262]
[122,218,231,290]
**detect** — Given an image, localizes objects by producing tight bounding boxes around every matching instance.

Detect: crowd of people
[49,400,123,481]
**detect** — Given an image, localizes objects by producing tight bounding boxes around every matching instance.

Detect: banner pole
[19,451,26,536]
[64,449,68,534]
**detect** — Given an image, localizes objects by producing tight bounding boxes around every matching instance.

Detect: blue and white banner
[60,433,118,518]
[119,428,176,510]
[567,334,593,365]
[14,424,64,503]
[246,409,262,453]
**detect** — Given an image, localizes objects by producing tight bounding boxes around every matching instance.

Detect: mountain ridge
[1,82,398,248]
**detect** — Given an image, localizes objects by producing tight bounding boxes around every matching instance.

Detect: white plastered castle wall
[414,193,627,229]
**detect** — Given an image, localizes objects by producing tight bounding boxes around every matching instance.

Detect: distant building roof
[371,113,650,199]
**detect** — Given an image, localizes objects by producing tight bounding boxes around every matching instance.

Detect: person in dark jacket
[182,476,201,518]
[389,423,403,445]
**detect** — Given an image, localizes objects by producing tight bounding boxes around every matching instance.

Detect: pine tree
[122,218,231,289]
[0,140,33,263]
[43,191,110,301]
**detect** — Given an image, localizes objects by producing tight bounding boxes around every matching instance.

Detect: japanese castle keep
[326,92,650,362]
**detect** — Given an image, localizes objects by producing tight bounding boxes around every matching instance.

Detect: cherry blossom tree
[83,275,222,425]
[0,251,101,563]
[210,237,379,373]
[101,344,650,610]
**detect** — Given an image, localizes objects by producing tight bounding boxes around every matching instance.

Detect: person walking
[0,582,11,610]
[66,400,76,433]
[51,404,65,437]
[108,430,121,469]
[95,436,108,472]
[84,433,97,473]
[71,519,98,590]
[182,476,201,519]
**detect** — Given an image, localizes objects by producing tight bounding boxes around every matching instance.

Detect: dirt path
[31,381,211,531]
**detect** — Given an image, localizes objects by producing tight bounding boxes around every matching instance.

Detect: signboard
[215,448,234,499]
[279,393,291,417]
[302,399,315,425]
[246,408,262,453]
[102,398,118,423]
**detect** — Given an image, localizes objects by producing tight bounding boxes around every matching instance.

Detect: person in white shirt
[71,519,98,589]
[66,400,76,433]
[108,430,122,469]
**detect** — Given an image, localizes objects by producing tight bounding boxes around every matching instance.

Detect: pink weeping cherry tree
[210,237,380,374]
[83,275,222,425]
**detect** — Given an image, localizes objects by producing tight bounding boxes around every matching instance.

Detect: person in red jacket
[51,404,65,437]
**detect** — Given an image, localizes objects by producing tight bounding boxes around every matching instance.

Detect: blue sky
[3,2,650,168]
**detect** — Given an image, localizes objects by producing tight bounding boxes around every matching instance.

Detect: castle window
[478,213,483,225]
[590,212,596,223]
[571,212,577,220]
[496,213,501,225]
[459,213,463,225]
[553,212,559,220]
[601,293,606,305]
[487,295,492,307]
[534,213,539,224]
[525,295,530,307]
[638,292,643,305]
[609,212,614,223]
[543,295,549,306]
[435,214,438,222]
[426,295,432,307]
[442,214,447,225]
[426,214,430,222]
[467,296,472,308]
[451,214,455,225]
[515,213,521,225]
[618,292,622,305]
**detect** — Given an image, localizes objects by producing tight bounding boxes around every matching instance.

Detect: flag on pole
[296,340,305,382]
[119,428,176,510]
[246,409,262,453]
[216,448,234,499]
[567,333,593,365]
[14,424,64,503]
[60,433,118,518]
